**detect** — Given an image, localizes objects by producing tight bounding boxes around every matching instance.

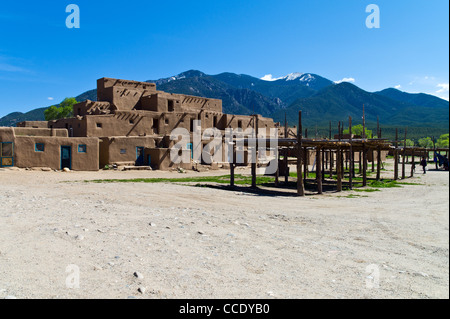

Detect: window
[238,120,243,129]
[168,100,174,112]
[120,149,127,154]
[78,144,87,153]
[97,123,102,128]
[153,119,159,134]
[165,119,169,125]
[129,119,134,125]
[35,143,45,152]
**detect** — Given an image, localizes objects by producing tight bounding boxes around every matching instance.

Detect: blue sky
[0,0,448,117]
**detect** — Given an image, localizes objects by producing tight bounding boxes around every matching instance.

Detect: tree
[44,97,77,121]
[343,124,373,138]
[405,139,415,147]
[418,137,434,148]
[436,134,449,148]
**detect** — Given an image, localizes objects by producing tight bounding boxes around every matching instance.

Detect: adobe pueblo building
[0,78,279,171]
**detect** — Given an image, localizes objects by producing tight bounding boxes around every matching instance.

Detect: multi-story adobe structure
[0,77,280,171]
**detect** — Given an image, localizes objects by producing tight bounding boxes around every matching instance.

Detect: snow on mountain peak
[285,72,304,81]
[260,73,315,82]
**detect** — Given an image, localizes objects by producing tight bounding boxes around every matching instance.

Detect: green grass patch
[337,194,369,198]
[353,188,381,192]
[86,174,276,186]
[367,180,402,188]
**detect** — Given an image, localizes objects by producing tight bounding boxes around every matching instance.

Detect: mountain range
[1,70,448,134]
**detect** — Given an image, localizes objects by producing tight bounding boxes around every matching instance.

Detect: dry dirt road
[0,162,448,299]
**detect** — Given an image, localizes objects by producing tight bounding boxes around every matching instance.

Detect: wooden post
[230,144,235,187]
[433,136,438,170]
[284,112,288,138]
[411,148,415,177]
[371,149,375,172]
[376,145,382,181]
[330,149,334,178]
[362,104,366,139]
[345,150,349,171]
[337,146,342,192]
[284,114,289,184]
[284,149,289,184]
[322,148,326,181]
[275,150,279,187]
[304,148,308,182]
[394,128,399,180]
[359,151,362,174]
[297,111,305,196]
[363,143,368,187]
[251,115,258,188]
[316,146,322,194]
[402,128,407,179]
[349,116,353,189]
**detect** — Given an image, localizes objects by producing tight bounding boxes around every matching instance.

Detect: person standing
[420,156,428,174]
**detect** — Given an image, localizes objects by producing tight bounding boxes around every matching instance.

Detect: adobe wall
[16,121,49,128]
[50,117,87,137]
[13,127,68,137]
[180,95,222,113]
[74,100,113,117]
[140,92,183,112]
[0,127,15,142]
[145,148,191,171]
[100,136,157,166]
[97,78,157,111]
[13,136,99,171]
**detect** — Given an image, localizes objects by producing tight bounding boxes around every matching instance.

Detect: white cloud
[436,83,449,93]
[394,85,402,89]
[47,97,54,101]
[435,83,449,101]
[261,74,284,81]
[334,77,355,84]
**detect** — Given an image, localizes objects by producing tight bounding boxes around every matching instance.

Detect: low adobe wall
[14,136,99,171]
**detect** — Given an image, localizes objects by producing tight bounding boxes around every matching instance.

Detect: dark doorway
[136,147,145,166]
[61,146,72,170]
[168,100,174,112]
[153,119,159,134]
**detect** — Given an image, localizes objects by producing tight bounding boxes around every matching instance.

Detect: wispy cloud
[334,77,355,84]
[0,55,32,74]
[394,85,401,89]
[47,97,54,101]
[0,63,29,73]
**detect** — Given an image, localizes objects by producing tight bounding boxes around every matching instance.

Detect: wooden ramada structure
[228,111,449,196]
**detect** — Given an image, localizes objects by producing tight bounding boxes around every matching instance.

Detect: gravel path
[0,162,448,299]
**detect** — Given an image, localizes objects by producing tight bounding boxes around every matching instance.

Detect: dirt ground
[0,160,448,299]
